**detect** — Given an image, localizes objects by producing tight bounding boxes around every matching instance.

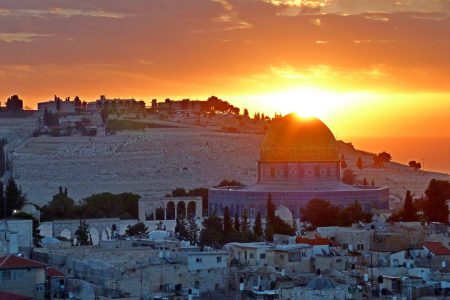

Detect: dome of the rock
[260,113,339,163]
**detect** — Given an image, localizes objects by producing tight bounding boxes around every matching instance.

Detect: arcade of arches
[139,196,202,221]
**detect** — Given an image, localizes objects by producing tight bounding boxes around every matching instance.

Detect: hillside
[1,115,448,206]
[338,141,449,201]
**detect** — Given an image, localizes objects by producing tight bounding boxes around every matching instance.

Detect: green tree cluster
[40,190,140,221]
[408,160,422,170]
[125,222,149,237]
[5,95,23,111]
[373,151,392,168]
[424,179,450,223]
[342,169,355,185]
[216,179,244,188]
[301,199,372,228]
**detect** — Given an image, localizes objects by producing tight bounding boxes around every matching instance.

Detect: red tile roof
[424,242,450,256]
[296,235,331,246]
[0,255,47,270]
[46,267,65,277]
[0,291,33,300]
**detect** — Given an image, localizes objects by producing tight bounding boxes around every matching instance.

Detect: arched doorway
[166,201,175,220]
[177,202,186,219]
[187,201,196,218]
[155,207,165,220]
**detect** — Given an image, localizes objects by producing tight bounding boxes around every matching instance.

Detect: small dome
[261,113,338,163]
[275,205,293,222]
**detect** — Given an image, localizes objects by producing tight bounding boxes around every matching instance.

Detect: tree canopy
[125,222,149,237]
[301,198,372,228]
[424,179,450,223]
[342,169,355,185]
[373,151,392,168]
[5,95,23,111]
[41,190,140,221]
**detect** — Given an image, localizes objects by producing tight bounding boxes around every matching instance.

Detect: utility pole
[370,253,374,300]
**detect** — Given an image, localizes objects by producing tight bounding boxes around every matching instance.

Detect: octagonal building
[208,113,389,219]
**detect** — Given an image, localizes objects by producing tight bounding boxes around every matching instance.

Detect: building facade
[209,114,389,219]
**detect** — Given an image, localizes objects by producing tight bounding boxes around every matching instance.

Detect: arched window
[177,202,186,219]
[166,201,175,220]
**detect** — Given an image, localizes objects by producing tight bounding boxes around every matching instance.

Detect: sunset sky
[1,0,450,141]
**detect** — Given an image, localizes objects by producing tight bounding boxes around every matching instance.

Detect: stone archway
[187,201,196,218]
[177,202,186,219]
[101,227,112,240]
[166,201,176,220]
[89,227,100,245]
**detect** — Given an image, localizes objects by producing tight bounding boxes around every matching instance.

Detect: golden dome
[260,113,339,163]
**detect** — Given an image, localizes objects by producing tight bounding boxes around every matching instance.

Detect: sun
[252,87,345,118]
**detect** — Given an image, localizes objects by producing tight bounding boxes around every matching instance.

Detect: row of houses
[37,95,146,114]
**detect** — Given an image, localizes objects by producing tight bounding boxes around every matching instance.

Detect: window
[260,254,266,259]
[12,270,23,280]
[195,258,202,263]
[36,284,45,292]
[195,281,200,289]
[2,270,11,280]
[217,256,222,263]
[301,252,306,257]
[280,254,284,259]
[249,253,254,259]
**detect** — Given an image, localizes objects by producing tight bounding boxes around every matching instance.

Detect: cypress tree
[75,220,91,246]
[253,211,263,239]
[223,206,233,237]
[241,209,249,233]
[4,178,26,217]
[187,215,200,245]
[265,194,276,241]
[402,190,418,222]
[234,212,240,232]
[357,157,363,170]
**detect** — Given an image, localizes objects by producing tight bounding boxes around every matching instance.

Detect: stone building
[209,113,389,219]
[0,219,33,256]
[0,255,47,300]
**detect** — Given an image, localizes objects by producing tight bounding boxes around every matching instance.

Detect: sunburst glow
[248,87,360,119]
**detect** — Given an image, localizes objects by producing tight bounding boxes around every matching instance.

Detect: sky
[1,0,450,140]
